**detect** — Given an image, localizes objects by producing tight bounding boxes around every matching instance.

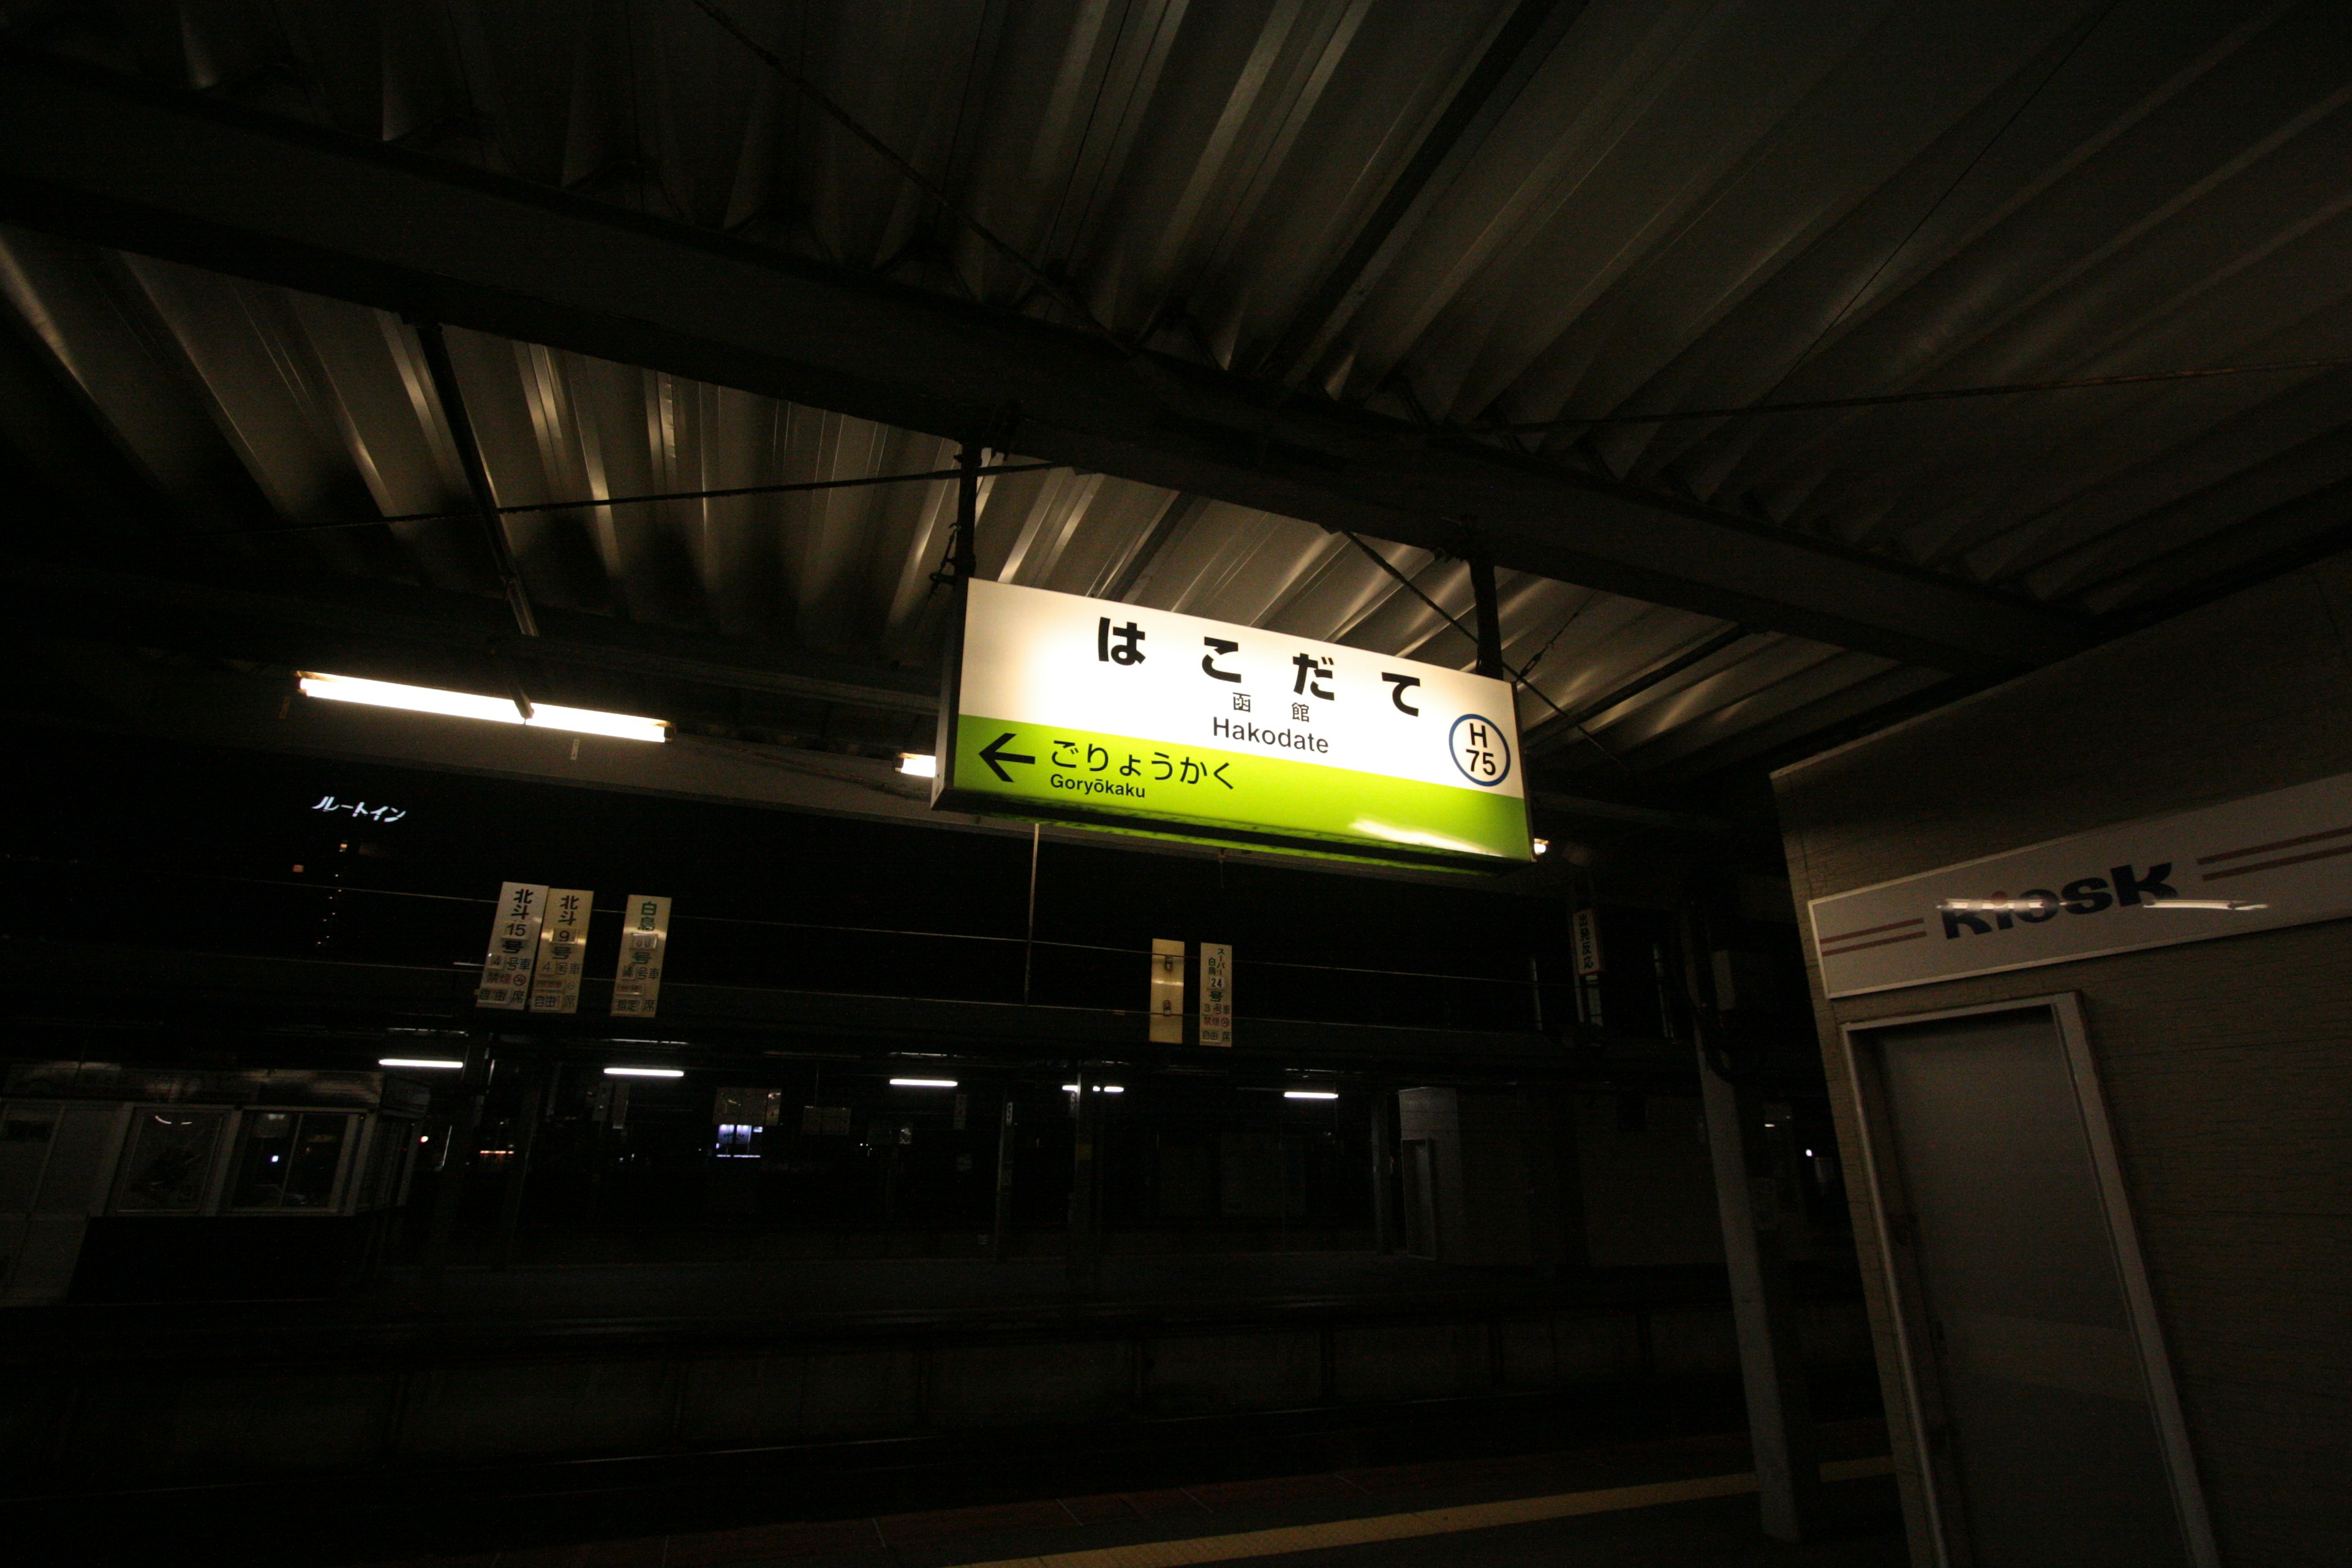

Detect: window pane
[1,1107,58,1213]
[230,1110,298,1208]
[283,1115,349,1208]
[360,1118,401,1208]
[116,1110,224,1212]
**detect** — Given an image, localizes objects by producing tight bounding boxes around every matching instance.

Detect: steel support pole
[421,1046,491,1294]
[494,1060,546,1270]
[953,443,981,581]
[1066,1065,1103,1295]
[1022,823,1041,1005]
[1469,550,1506,679]
[991,1091,1017,1261]
[1686,913,1820,1540]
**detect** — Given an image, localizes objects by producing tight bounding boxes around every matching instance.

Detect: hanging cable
[220,462,1066,539]
[1771,0,2127,394]
[1335,530,1625,771]
[1453,353,2352,439]
[685,0,1129,355]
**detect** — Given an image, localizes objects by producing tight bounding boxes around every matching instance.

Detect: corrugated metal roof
[9,1,2348,785]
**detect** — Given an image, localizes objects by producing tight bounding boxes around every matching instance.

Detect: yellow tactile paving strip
[945,1456,1895,1567]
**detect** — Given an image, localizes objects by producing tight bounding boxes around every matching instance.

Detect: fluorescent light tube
[1283,1090,1338,1100]
[889,1077,958,1088]
[524,702,669,743]
[379,1057,465,1069]
[1061,1084,1124,1093]
[300,673,667,743]
[604,1066,684,1078]
[898,753,938,778]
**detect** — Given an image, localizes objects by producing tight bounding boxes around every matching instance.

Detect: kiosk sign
[934,580,1531,869]
[1809,769,2352,997]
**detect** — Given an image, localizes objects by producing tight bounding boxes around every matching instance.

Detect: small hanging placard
[477,881,549,1009]
[612,894,673,1017]
[528,888,595,1014]
[1199,941,1234,1047]
[1572,907,1605,978]
[1149,937,1186,1044]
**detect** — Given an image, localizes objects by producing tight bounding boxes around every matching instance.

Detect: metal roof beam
[1254,0,1586,385]
[18,557,940,718]
[0,53,2093,676]
[1523,624,1760,758]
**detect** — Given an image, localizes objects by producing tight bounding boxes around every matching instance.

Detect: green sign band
[946,714,1529,865]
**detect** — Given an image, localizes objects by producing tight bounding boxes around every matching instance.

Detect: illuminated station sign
[932,581,1531,871]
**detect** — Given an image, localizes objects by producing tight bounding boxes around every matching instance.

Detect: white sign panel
[528,888,595,1014]
[1811,771,2352,998]
[477,881,548,1009]
[939,579,1530,867]
[1199,942,1234,1047]
[1150,937,1185,1044]
[612,894,673,1017]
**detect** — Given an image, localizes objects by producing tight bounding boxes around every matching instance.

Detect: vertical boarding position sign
[477,881,548,1009]
[933,580,1531,870]
[1149,938,1186,1044]
[528,889,595,1014]
[612,895,673,1017]
[1571,907,1605,977]
[1199,942,1234,1047]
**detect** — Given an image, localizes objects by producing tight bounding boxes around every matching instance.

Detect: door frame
[1840,993,2216,1568]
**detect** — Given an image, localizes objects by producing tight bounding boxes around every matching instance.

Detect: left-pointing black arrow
[978,732,1035,783]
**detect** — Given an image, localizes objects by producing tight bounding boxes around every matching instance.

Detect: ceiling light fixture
[378,1057,464,1070]
[889,1077,958,1088]
[898,753,938,778]
[604,1066,685,1078]
[1283,1090,1339,1100]
[300,672,668,743]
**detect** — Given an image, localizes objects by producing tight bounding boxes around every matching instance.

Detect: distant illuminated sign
[932,581,1531,870]
[312,794,405,823]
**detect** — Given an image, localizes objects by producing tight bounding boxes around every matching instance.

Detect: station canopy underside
[5,1,2348,799]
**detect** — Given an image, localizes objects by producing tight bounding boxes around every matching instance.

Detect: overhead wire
[594,7,2343,512]
[219,462,1067,538]
[685,0,1131,355]
[50,862,1548,987]
[1334,530,1626,772]
[676,0,2337,594]
[1768,0,2127,401]
[1460,1,2143,451]
[1455,353,2352,439]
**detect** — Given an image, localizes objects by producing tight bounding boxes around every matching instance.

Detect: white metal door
[1847,999,2214,1568]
